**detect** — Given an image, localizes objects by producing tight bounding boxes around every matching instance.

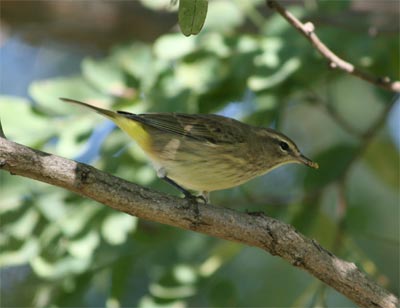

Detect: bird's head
[256,128,319,170]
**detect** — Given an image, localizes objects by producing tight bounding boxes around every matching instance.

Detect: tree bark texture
[0,137,398,308]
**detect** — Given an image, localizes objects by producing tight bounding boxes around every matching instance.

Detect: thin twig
[0,137,398,308]
[266,0,400,93]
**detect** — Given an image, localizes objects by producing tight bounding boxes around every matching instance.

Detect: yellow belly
[112,121,263,193]
[150,138,260,192]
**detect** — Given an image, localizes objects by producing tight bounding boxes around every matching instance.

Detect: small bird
[61,98,318,203]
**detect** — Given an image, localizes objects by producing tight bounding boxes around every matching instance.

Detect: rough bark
[0,137,398,308]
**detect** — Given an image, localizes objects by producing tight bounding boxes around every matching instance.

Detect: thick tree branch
[0,137,397,308]
[267,0,400,93]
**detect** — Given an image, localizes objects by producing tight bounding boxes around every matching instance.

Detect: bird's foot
[183,192,202,217]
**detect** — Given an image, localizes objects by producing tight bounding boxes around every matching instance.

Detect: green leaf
[138,0,178,12]
[29,76,109,116]
[112,43,160,91]
[179,0,208,36]
[102,213,137,245]
[0,96,54,146]
[199,32,231,57]
[82,57,130,97]
[253,37,283,68]
[0,239,39,267]
[35,191,68,225]
[138,296,184,308]
[58,201,101,237]
[248,57,301,91]
[154,33,196,60]
[204,0,243,32]
[5,208,39,240]
[31,255,91,279]
[0,172,29,213]
[175,55,220,94]
[68,231,100,259]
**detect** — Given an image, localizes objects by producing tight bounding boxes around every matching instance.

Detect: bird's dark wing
[117,111,248,144]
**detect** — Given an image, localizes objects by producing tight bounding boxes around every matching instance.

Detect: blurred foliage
[0,0,399,307]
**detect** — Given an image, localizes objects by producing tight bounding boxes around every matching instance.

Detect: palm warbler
[61,98,318,202]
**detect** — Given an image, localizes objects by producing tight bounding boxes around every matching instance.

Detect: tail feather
[60,98,117,119]
[61,97,151,151]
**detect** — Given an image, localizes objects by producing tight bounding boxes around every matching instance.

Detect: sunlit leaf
[149,282,196,299]
[112,43,160,91]
[0,240,39,267]
[138,295,185,308]
[200,32,230,57]
[204,0,243,32]
[36,191,68,222]
[138,0,177,11]
[102,213,137,245]
[31,255,91,279]
[58,201,101,237]
[29,76,109,115]
[173,265,197,285]
[248,57,300,91]
[0,173,27,212]
[175,56,220,93]
[5,208,39,240]
[154,33,196,60]
[0,96,54,145]
[68,231,100,259]
[82,57,131,97]
[236,35,261,54]
[253,37,283,68]
[54,116,101,158]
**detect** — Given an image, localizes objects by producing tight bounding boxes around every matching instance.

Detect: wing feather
[117,111,248,144]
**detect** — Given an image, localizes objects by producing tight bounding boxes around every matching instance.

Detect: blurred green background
[0,0,399,307]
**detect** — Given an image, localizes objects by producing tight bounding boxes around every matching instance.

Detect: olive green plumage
[62,98,318,201]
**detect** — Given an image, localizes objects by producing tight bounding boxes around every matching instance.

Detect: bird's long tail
[61,98,152,152]
[60,98,118,119]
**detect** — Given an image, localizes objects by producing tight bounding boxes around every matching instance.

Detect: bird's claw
[183,193,203,217]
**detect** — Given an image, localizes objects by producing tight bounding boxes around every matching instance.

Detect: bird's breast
[147,137,267,192]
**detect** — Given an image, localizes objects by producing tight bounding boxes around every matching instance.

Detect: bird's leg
[161,176,195,199]
[200,191,210,204]
[157,167,206,201]
[159,175,207,219]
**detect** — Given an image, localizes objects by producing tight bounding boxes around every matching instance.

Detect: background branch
[267,0,400,93]
[0,137,397,308]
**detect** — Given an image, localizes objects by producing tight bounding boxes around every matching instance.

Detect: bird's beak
[297,154,319,169]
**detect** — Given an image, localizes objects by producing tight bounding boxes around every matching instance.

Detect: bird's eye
[279,141,290,151]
